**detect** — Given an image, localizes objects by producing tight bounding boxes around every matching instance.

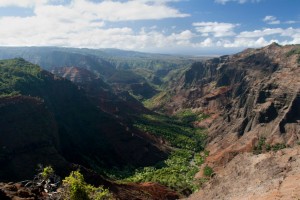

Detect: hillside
[0,58,167,181]
[149,43,300,199]
[51,66,151,117]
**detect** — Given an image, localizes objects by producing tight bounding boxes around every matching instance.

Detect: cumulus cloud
[67,0,189,21]
[0,14,195,50]
[193,22,238,37]
[230,27,300,47]
[238,28,283,38]
[0,0,299,54]
[263,15,280,25]
[0,0,189,21]
[189,26,300,49]
[215,0,262,4]
[0,0,191,51]
[223,37,277,48]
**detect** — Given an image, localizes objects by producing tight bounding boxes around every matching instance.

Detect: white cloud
[285,20,298,24]
[215,0,262,4]
[0,0,191,51]
[0,13,195,50]
[0,0,189,21]
[263,15,280,25]
[238,28,283,38]
[193,22,238,37]
[237,27,300,39]
[0,0,65,7]
[223,37,278,48]
[66,0,189,22]
[230,27,300,47]
[0,0,299,54]
[200,38,214,47]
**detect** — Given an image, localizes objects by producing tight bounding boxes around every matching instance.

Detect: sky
[0,0,299,55]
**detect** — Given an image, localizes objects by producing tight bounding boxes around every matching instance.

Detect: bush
[253,137,287,154]
[271,143,286,151]
[62,171,113,200]
[41,166,55,179]
[253,137,266,154]
[203,166,214,177]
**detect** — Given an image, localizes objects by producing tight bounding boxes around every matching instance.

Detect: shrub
[41,166,55,179]
[62,171,113,200]
[271,143,286,151]
[203,166,214,177]
[253,137,266,154]
[253,137,287,154]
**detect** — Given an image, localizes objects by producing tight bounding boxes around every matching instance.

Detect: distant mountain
[0,58,167,181]
[0,47,116,78]
[0,46,205,100]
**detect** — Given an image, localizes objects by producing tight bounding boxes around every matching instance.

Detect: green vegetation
[117,113,209,194]
[62,171,113,200]
[143,91,169,109]
[253,137,266,154]
[41,166,55,179]
[124,149,208,193]
[0,58,209,196]
[286,47,300,63]
[134,114,206,151]
[270,143,286,151]
[194,150,209,166]
[203,166,214,177]
[98,111,209,195]
[253,137,287,154]
[175,109,210,124]
[0,58,42,97]
[286,48,300,57]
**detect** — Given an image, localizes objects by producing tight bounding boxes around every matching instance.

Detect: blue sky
[0,0,299,55]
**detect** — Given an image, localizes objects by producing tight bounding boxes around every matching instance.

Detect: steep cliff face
[156,43,300,200]
[159,43,300,162]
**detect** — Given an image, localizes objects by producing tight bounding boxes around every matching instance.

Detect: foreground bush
[62,171,113,200]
